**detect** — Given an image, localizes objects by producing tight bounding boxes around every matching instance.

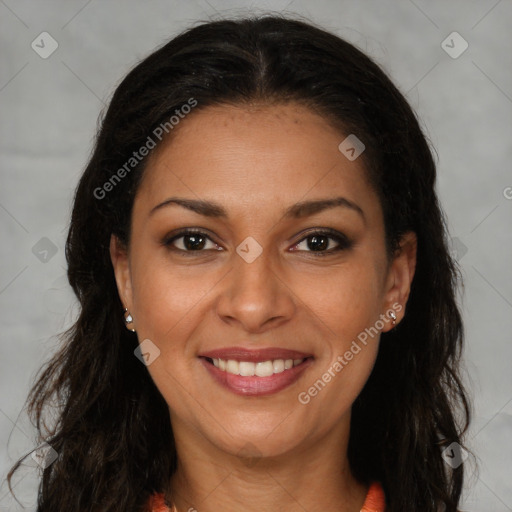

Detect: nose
[215,249,296,334]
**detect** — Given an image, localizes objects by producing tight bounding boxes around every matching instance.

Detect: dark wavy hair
[8,15,470,511]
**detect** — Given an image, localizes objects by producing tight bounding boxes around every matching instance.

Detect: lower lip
[200,357,313,396]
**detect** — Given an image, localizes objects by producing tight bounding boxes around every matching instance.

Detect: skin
[110,103,417,512]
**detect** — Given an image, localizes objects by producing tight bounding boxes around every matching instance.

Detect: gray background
[1,0,511,510]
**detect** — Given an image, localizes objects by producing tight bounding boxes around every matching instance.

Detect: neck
[167,417,367,512]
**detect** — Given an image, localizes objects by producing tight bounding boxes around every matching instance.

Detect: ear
[381,231,417,332]
[109,234,133,312]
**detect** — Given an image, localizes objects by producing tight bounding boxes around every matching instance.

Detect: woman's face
[111,102,415,460]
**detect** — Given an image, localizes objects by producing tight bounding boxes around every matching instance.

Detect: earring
[124,307,136,332]
[389,310,397,326]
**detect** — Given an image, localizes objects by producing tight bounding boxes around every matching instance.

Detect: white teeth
[239,361,255,376]
[255,360,274,377]
[273,359,285,373]
[209,357,306,376]
[226,360,239,375]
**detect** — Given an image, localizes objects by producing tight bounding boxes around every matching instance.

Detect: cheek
[294,274,383,428]
[296,342,379,443]
[130,253,221,342]
[293,259,384,345]
[128,258,218,416]
[291,261,383,414]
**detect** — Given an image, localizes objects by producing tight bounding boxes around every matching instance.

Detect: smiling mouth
[204,357,311,377]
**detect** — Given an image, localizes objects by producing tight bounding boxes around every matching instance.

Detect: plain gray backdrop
[1,0,511,510]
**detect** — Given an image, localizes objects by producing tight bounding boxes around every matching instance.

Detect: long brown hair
[9,15,470,511]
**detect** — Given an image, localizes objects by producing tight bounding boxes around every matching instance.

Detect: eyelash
[162,228,352,256]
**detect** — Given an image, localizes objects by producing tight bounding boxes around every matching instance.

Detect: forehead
[136,102,379,220]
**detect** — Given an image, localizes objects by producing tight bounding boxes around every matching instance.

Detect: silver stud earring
[124,308,136,332]
[389,310,397,326]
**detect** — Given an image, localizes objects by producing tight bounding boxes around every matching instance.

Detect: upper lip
[199,347,313,362]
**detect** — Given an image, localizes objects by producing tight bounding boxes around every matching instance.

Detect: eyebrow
[149,196,365,221]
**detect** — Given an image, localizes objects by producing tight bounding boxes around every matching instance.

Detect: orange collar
[361,481,386,511]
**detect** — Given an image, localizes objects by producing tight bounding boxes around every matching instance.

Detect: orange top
[148,481,385,511]
[360,482,386,512]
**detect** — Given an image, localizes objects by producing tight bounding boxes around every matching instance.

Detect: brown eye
[291,229,352,254]
[164,230,221,252]
[181,234,207,250]
[305,235,330,251]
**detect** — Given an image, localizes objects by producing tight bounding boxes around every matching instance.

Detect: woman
[9,15,470,511]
